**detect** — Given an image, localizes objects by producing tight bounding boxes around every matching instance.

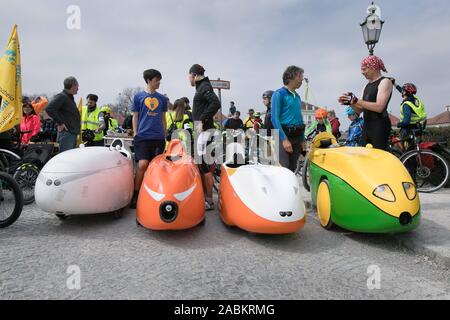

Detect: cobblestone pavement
[0,197,449,300]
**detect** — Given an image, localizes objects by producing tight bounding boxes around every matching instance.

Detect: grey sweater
[46,90,81,135]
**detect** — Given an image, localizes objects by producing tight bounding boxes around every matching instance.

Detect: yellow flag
[0,25,22,133]
[77,98,83,147]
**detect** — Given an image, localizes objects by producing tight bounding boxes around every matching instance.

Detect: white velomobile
[218,142,306,234]
[35,140,134,219]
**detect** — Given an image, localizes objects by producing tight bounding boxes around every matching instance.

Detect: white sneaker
[205,201,215,211]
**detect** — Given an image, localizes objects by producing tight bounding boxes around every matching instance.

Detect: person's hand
[338,92,352,105]
[339,92,358,106]
[57,124,67,132]
[282,139,293,154]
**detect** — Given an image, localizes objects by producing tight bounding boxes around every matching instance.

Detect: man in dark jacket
[189,64,221,211]
[224,111,244,130]
[46,76,81,152]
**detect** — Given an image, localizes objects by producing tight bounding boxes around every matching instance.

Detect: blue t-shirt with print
[131,91,168,140]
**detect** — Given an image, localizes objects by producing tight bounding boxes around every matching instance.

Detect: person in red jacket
[327,110,341,139]
[20,96,41,145]
[253,112,264,133]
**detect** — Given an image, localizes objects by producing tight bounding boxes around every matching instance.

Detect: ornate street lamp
[360,2,384,55]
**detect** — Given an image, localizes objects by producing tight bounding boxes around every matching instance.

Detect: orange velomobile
[136,139,205,230]
[219,143,306,234]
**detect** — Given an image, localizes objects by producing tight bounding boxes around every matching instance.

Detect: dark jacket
[193,77,221,129]
[264,107,274,131]
[225,118,244,130]
[46,90,81,135]
[122,114,133,129]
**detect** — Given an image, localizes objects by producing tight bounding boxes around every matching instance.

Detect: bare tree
[113,87,143,116]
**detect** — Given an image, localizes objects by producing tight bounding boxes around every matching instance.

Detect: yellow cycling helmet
[101,105,112,114]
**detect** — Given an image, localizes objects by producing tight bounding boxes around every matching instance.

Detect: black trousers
[362,118,391,151]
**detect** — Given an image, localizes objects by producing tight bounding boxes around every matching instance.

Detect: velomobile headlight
[174,184,196,202]
[144,184,165,201]
[403,182,417,200]
[373,185,396,202]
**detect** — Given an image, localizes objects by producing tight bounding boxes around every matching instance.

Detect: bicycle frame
[0,148,22,172]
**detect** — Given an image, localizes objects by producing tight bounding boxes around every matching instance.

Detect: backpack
[166,112,179,141]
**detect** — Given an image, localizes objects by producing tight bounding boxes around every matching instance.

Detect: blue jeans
[57,131,78,153]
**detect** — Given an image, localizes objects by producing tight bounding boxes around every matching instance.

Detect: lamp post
[360,2,384,55]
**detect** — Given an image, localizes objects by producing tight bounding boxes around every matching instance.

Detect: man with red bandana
[338,56,393,150]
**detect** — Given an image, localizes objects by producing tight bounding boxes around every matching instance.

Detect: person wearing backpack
[166,98,193,143]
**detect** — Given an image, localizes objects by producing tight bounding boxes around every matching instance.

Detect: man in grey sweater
[46,77,81,152]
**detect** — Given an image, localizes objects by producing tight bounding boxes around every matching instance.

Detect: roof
[302,102,319,111]
[427,110,450,126]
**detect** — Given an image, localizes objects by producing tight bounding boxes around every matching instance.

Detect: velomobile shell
[219,164,306,234]
[136,140,205,230]
[308,132,421,233]
[35,146,134,215]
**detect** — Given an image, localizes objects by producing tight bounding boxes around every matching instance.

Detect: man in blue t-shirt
[271,66,306,172]
[130,69,168,208]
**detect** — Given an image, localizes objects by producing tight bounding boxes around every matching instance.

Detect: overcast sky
[1,0,450,125]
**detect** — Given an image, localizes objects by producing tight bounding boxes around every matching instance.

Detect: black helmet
[262,90,274,99]
[82,129,95,143]
[181,97,190,104]
[22,96,32,105]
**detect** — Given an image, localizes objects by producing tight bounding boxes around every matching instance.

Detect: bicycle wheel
[294,157,305,177]
[401,150,450,193]
[389,148,404,159]
[213,167,221,193]
[0,172,24,228]
[302,158,311,192]
[13,163,40,205]
[0,149,22,174]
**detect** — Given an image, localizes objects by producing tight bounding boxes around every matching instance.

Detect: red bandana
[361,56,387,73]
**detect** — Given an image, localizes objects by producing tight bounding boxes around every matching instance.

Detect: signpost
[210,78,231,129]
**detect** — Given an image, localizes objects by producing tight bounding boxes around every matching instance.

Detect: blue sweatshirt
[271,87,304,141]
[347,117,364,146]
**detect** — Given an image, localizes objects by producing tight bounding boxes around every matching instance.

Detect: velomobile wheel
[317,179,334,230]
[56,213,68,220]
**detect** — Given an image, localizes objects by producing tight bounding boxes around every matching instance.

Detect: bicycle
[388,131,407,158]
[211,129,278,193]
[0,171,24,228]
[0,130,55,205]
[0,147,39,205]
[294,130,322,192]
[397,128,449,193]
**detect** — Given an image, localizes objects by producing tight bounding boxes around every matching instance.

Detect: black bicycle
[398,130,449,193]
[0,131,55,205]
[0,171,24,228]
[0,147,40,205]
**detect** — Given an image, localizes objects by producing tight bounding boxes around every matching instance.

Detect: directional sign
[210,80,231,90]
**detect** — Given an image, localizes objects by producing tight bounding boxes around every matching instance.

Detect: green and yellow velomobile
[305,133,421,233]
